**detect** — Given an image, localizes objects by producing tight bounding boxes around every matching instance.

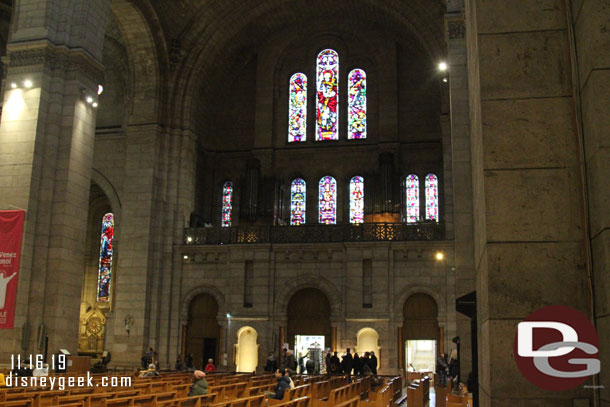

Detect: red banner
[0,210,25,329]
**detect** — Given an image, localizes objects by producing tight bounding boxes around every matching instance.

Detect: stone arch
[275,274,342,320]
[109,0,161,124]
[180,285,227,322]
[394,285,446,327]
[91,169,122,221]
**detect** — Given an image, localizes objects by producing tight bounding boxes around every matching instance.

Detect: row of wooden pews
[0,371,405,407]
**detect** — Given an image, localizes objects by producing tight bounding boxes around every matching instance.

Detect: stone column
[0,0,110,360]
[466,0,592,404]
[570,0,610,403]
[445,8,476,378]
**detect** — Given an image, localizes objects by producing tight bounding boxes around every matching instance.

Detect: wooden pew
[272,397,311,407]
[0,400,35,407]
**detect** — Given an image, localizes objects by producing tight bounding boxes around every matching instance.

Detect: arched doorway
[236,326,259,372]
[186,293,220,370]
[287,288,332,370]
[402,293,440,373]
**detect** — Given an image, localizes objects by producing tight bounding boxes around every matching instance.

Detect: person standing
[325,352,332,375]
[204,358,216,372]
[342,348,354,380]
[264,352,278,372]
[370,351,378,375]
[353,353,361,375]
[329,351,341,375]
[436,352,449,386]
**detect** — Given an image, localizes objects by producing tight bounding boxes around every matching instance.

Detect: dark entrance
[185,293,221,369]
[287,288,332,351]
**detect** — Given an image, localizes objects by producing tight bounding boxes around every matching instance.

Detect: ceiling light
[24,80,32,88]
[92,102,98,108]
[97,84,104,95]
[10,83,17,89]
[438,62,448,71]
[435,251,445,261]
[86,96,93,104]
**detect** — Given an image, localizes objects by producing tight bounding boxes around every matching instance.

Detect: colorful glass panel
[348,69,366,139]
[221,181,233,227]
[290,179,306,225]
[406,175,420,223]
[349,176,364,224]
[96,213,114,302]
[318,176,337,224]
[316,49,339,140]
[425,174,439,222]
[288,73,307,142]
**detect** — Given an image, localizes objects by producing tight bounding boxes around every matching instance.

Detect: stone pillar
[445,8,476,378]
[570,0,610,403]
[466,0,592,404]
[0,0,110,360]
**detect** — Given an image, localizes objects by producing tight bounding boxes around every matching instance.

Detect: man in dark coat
[353,353,362,375]
[264,369,291,400]
[329,351,341,375]
[342,348,354,380]
[370,351,378,375]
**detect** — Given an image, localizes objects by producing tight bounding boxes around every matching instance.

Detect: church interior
[0,0,608,406]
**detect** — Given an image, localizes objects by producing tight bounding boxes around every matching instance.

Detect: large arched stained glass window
[288,73,307,142]
[221,181,233,227]
[319,176,337,224]
[406,174,420,223]
[425,174,439,222]
[97,213,114,302]
[316,49,339,141]
[349,176,364,224]
[290,179,306,225]
[348,69,366,139]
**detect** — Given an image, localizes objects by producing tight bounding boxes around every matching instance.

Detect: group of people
[175,354,216,373]
[263,348,378,377]
[435,349,458,386]
[325,349,377,377]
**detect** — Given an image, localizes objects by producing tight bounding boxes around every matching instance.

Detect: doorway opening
[406,339,436,373]
[294,335,324,374]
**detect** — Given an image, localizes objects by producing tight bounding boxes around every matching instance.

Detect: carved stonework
[78,307,107,355]
[5,42,104,84]
[447,19,466,40]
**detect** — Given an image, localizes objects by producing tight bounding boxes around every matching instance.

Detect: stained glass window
[425,174,439,222]
[288,73,307,142]
[221,181,233,227]
[316,49,339,141]
[349,176,364,224]
[290,178,306,225]
[406,174,420,223]
[96,213,114,302]
[348,69,366,139]
[318,176,337,224]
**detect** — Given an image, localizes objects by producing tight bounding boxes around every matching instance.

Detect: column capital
[4,40,104,85]
[445,12,466,41]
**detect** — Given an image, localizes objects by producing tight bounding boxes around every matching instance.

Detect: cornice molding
[4,40,104,83]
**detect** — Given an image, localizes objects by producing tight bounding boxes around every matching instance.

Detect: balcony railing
[184,222,443,245]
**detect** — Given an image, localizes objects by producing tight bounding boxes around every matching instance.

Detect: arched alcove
[356,327,380,369]
[235,326,259,373]
[186,293,221,370]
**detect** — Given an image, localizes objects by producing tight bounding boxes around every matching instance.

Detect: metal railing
[184,222,443,245]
